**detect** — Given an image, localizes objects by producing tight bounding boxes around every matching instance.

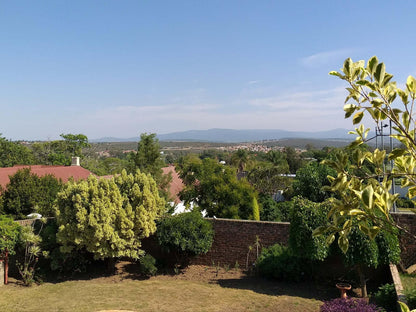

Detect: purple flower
[320,298,383,312]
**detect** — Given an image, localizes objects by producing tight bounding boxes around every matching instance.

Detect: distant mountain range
[91,128,356,143]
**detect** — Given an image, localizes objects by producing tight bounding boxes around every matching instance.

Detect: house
[0,157,94,189]
[162,165,205,216]
[162,165,184,205]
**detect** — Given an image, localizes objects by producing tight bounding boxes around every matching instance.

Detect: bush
[372,283,397,312]
[140,254,157,276]
[39,219,93,275]
[320,298,382,312]
[157,211,214,265]
[405,287,416,310]
[256,243,305,281]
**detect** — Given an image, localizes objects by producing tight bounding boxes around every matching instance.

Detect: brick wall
[392,212,416,267]
[143,218,289,268]
[191,218,290,268]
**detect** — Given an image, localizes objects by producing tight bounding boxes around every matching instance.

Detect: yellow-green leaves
[366,56,378,75]
[56,170,165,261]
[326,56,416,254]
[374,63,386,85]
[406,75,416,94]
[352,111,364,124]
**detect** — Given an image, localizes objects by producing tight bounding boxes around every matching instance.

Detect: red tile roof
[162,166,184,204]
[0,165,94,189]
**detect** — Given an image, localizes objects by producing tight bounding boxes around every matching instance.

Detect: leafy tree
[290,195,400,297]
[83,157,128,176]
[178,156,259,219]
[315,56,416,251]
[247,157,290,195]
[0,136,34,167]
[31,133,90,166]
[230,149,250,173]
[283,147,304,173]
[56,171,165,269]
[157,211,213,265]
[258,193,283,221]
[1,168,62,219]
[340,224,400,297]
[60,133,90,157]
[289,197,332,261]
[293,162,336,202]
[128,133,171,198]
[129,133,164,177]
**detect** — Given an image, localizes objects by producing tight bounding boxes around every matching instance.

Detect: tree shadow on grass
[214,276,340,301]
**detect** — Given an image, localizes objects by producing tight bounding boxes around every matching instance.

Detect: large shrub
[157,211,213,264]
[56,170,165,265]
[1,168,62,219]
[255,243,304,281]
[258,193,285,222]
[0,215,21,255]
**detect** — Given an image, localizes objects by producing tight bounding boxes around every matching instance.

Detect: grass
[0,276,324,312]
[400,273,416,291]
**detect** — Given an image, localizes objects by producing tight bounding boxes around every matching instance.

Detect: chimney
[71,157,80,166]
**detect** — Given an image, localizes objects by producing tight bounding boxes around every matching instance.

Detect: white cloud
[301,49,356,68]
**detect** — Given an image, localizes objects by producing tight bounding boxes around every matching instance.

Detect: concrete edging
[390,263,406,311]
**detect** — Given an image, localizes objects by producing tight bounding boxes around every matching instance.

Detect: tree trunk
[4,248,8,285]
[106,258,116,274]
[357,265,367,298]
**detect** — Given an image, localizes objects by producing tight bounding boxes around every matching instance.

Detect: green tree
[178,156,259,219]
[1,168,62,219]
[315,56,416,251]
[128,133,171,198]
[293,162,336,202]
[31,133,90,166]
[230,149,250,173]
[0,136,34,167]
[340,224,400,297]
[283,147,303,173]
[56,171,165,270]
[289,197,332,261]
[248,162,290,195]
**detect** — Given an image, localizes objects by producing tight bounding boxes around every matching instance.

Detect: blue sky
[1,1,416,140]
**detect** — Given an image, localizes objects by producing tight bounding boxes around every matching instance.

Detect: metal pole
[390,119,397,212]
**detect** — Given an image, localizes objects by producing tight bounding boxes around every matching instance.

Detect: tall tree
[128,133,171,197]
[315,56,416,251]
[178,156,259,219]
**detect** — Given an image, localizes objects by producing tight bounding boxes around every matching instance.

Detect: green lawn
[0,276,324,312]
